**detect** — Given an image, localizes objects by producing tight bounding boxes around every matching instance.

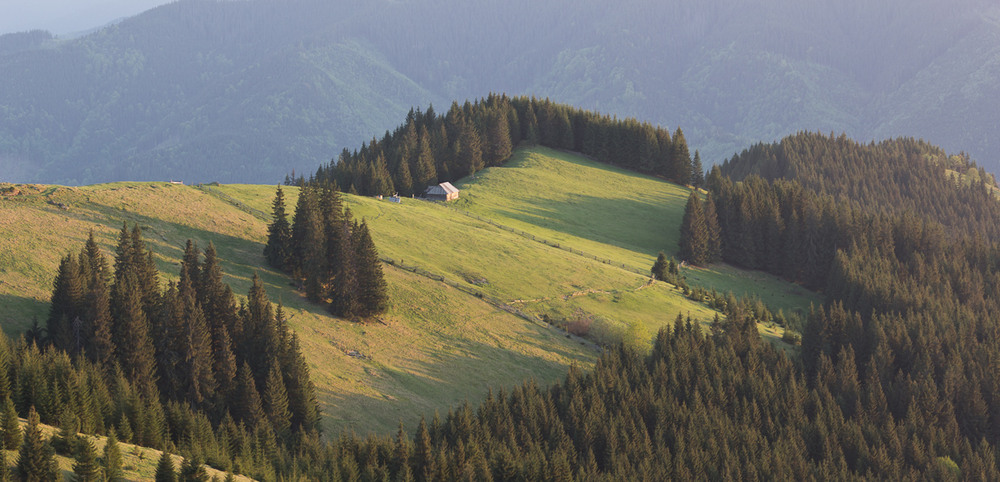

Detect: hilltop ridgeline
[304,94,703,197]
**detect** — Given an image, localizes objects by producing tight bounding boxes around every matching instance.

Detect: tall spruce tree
[264,186,293,271]
[112,270,159,400]
[678,191,710,265]
[704,193,723,263]
[102,428,123,482]
[72,438,102,482]
[262,361,291,441]
[671,128,692,185]
[352,221,389,318]
[48,253,83,352]
[691,151,705,188]
[16,406,59,482]
[1,396,20,450]
[329,221,359,319]
[154,450,176,482]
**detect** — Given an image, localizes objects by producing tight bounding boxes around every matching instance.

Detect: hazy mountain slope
[2,0,998,184]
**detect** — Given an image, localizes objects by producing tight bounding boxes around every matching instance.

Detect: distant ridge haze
[1,0,998,184]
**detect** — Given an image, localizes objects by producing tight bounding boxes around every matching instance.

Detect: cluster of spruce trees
[264,185,389,320]
[42,225,321,479]
[299,94,702,195]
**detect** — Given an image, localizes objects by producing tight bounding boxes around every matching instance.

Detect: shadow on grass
[490,193,680,257]
[317,329,587,437]
[0,293,48,334]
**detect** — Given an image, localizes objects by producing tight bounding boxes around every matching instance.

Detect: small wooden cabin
[424,182,460,201]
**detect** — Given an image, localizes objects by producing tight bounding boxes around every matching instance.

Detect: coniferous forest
[8,104,1000,479]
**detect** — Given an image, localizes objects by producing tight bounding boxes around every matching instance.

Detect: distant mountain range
[2,0,999,184]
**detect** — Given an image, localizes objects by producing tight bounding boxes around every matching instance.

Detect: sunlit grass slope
[452,147,820,315]
[0,182,592,436]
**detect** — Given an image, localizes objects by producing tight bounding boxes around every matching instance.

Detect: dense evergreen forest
[35,225,321,480]
[303,94,701,197]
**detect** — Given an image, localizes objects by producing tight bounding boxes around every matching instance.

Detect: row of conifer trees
[298,94,703,195]
[264,184,389,320]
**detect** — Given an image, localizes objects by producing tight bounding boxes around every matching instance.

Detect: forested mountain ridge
[3,0,1000,184]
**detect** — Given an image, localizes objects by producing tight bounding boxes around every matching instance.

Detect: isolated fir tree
[154,450,176,482]
[16,406,59,482]
[72,438,102,482]
[651,252,670,281]
[678,191,710,265]
[264,186,293,270]
[352,221,389,318]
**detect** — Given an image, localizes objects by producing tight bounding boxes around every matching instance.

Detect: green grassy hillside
[0,147,815,437]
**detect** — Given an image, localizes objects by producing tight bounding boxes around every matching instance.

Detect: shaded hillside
[3,0,1000,184]
[718,133,1000,239]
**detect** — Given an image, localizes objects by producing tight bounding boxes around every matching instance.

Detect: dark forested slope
[3,0,1000,184]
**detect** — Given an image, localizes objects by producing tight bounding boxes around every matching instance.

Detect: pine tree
[651,252,670,281]
[233,363,265,429]
[415,126,437,192]
[85,265,115,368]
[484,110,512,167]
[394,156,414,197]
[678,191,710,265]
[112,270,159,400]
[704,193,723,263]
[198,243,237,400]
[154,450,176,482]
[264,186,293,271]
[48,253,83,352]
[15,406,59,482]
[329,221,359,319]
[262,361,291,441]
[72,438,102,482]
[1,396,20,450]
[352,221,389,318]
[691,150,705,188]
[102,429,123,482]
[670,128,692,185]
[179,287,216,407]
[281,333,321,433]
[179,456,208,482]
